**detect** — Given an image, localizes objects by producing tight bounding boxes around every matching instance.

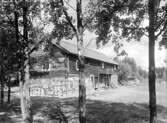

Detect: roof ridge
[52,39,118,65]
[60,40,113,60]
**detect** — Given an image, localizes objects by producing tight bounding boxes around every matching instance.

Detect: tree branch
[144,32,149,37]
[82,0,104,29]
[5,14,25,40]
[28,40,44,55]
[83,0,127,31]
[155,20,167,39]
[154,0,161,24]
[28,22,48,54]
[154,12,167,31]
[64,0,76,11]
[60,0,77,33]
[5,7,48,55]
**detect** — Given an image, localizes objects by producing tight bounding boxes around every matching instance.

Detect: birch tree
[48,0,142,122]
[1,0,47,122]
[89,1,167,123]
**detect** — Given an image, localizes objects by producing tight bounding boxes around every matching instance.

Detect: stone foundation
[30,76,95,97]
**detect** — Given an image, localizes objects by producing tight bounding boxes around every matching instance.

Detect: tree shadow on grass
[0,96,166,123]
[31,97,167,123]
[0,113,15,123]
[0,100,22,123]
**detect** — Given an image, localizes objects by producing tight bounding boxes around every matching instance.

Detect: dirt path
[88,83,167,107]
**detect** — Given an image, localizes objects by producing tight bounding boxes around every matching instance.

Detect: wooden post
[97,69,100,89]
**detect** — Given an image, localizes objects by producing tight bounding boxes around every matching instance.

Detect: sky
[98,37,166,69]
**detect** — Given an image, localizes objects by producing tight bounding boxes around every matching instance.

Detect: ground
[0,82,167,123]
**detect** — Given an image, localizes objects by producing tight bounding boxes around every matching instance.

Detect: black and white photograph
[0,0,167,123]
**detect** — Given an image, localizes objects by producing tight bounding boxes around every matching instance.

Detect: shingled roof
[52,40,118,65]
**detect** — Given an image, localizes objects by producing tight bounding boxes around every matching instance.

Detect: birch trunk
[76,0,86,123]
[0,74,4,107]
[148,0,157,122]
[7,78,11,104]
[20,1,33,122]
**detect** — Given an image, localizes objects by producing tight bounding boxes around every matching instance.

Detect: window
[114,65,116,70]
[76,60,79,71]
[90,75,94,81]
[42,63,49,71]
[41,60,50,71]
[102,63,104,69]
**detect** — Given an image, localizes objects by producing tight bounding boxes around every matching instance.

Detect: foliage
[39,0,75,42]
[118,57,148,84]
[138,67,148,79]
[122,57,138,77]
[118,63,132,83]
[118,57,167,83]
[86,0,145,54]
[0,1,55,122]
[86,1,167,121]
[155,67,166,80]
[160,30,167,48]
[0,26,19,84]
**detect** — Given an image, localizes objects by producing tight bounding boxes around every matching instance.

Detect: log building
[30,40,119,97]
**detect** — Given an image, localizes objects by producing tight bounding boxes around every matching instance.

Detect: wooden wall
[30,45,119,87]
[68,54,118,76]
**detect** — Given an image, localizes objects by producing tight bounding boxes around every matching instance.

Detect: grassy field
[0,82,167,123]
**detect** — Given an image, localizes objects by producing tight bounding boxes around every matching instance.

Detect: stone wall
[30,76,95,98]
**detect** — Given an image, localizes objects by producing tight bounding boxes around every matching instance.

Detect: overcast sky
[98,38,166,69]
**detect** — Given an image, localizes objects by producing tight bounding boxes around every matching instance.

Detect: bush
[117,57,148,84]
[118,63,132,84]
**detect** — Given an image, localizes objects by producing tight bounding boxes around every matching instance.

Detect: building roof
[52,40,118,65]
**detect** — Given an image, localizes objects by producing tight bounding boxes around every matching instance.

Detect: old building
[30,40,119,97]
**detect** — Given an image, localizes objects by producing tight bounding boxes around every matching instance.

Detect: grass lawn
[0,82,166,123]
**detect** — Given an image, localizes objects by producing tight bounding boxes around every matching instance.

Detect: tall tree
[19,0,32,122]
[19,0,46,122]
[49,0,144,122]
[1,0,46,122]
[49,0,86,122]
[76,1,86,122]
[0,24,20,105]
[62,0,86,122]
[88,0,167,123]
[148,0,160,122]
[0,29,6,107]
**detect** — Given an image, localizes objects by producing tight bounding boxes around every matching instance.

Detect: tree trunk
[7,78,11,104]
[0,68,4,107]
[14,9,19,46]
[20,61,32,123]
[148,0,157,123]
[20,1,33,123]
[0,79,4,107]
[76,0,86,123]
